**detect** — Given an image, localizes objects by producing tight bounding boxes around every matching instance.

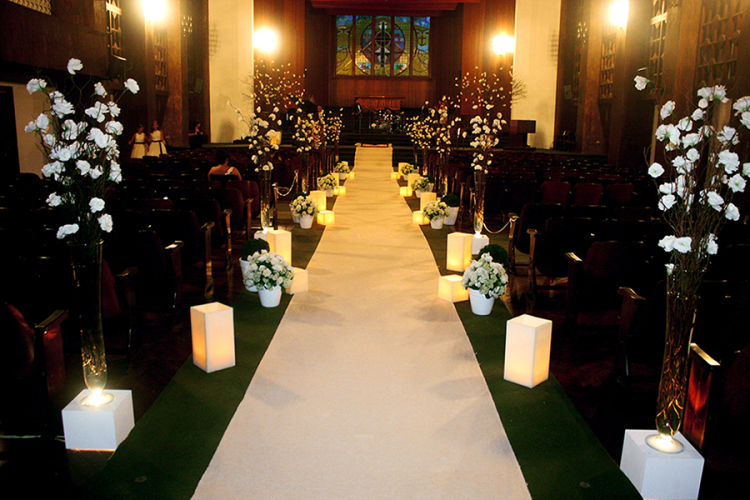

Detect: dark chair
[595,219,651,242]
[527,217,596,296]
[149,209,214,297]
[173,198,233,269]
[208,187,248,237]
[565,240,655,334]
[227,179,260,219]
[602,183,634,208]
[164,186,206,200]
[564,204,608,223]
[508,203,564,274]
[611,206,654,221]
[538,180,571,207]
[570,183,603,206]
[502,179,538,217]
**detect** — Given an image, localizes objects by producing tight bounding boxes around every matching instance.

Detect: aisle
[192,146,532,500]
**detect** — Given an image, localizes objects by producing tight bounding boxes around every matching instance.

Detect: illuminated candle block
[412,210,429,225]
[620,430,704,500]
[347,171,355,179]
[420,192,437,211]
[399,186,413,197]
[309,190,327,211]
[407,172,420,187]
[472,234,490,254]
[504,314,553,388]
[286,267,308,295]
[438,275,469,302]
[190,302,236,373]
[334,186,346,196]
[447,232,473,272]
[317,210,335,225]
[391,171,401,180]
[266,229,292,264]
[62,389,135,450]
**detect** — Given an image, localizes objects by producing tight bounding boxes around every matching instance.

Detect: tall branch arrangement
[243,59,305,113]
[458,69,507,172]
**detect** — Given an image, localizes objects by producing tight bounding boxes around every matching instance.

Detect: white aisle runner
[192,146,531,500]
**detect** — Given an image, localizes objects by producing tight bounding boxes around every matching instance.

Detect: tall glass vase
[647,275,700,453]
[259,169,272,230]
[300,154,309,193]
[69,240,112,406]
[473,170,486,234]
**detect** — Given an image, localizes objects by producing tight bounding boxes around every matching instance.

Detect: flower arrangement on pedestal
[400,163,416,176]
[25,57,139,406]
[243,250,295,307]
[423,200,450,220]
[461,253,509,315]
[333,161,350,174]
[318,173,337,192]
[635,76,749,452]
[325,112,344,147]
[410,175,430,194]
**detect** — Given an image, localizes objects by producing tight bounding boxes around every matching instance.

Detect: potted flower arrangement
[318,173,337,196]
[239,238,271,290]
[242,250,295,308]
[441,193,460,225]
[400,163,415,176]
[411,175,431,197]
[423,200,450,229]
[290,195,319,229]
[461,253,508,315]
[333,161,350,181]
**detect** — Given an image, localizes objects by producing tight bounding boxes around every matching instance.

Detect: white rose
[634,75,648,91]
[26,78,47,93]
[76,160,91,175]
[94,82,107,97]
[660,101,675,120]
[648,162,664,178]
[706,191,724,211]
[67,58,83,74]
[706,234,718,255]
[727,174,746,193]
[673,237,692,254]
[46,192,62,207]
[52,99,75,117]
[106,121,124,136]
[98,214,113,233]
[90,166,103,179]
[124,78,140,94]
[718,150,740,174]
[89,197,105,213]
[56,223,79,239]
[108,102,121,117]
[725,203,740,221]
[658,194,676,211]
[658,235,676,252]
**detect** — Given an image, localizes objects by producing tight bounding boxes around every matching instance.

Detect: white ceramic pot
[326,188,334,197]
[240,259,257,292]
[258,286,282,308]
[293,214,300,223]
[300,214,313,229]
[430,217,444,230]
[468,288,495,316]
[444,207,458,226]
[415,189,422,198]
[339,173,347,181]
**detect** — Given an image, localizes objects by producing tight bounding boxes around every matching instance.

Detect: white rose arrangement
[423,200,450,221]
[318,173,337,190]
[461,253,509,299]
[399,163,415,175]
[242,250,295,291]
[333,161,350,173]
[289,195,319,217]
[411,175,431,192]
[25,57,138,244]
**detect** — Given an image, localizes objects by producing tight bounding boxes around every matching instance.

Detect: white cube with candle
[620,430,704,500]
[412,210,429,225]
[504,314,553,388]
[318,210,335,225]
[399,186,413,197]
[407,172,420,188]
[265,229,292,264]
[334,185,346,196]
[438,275,469,302]
[420,192,437,211]
[447,232,473,272]
[390,171,400,180]
[190,302,236,373]
[347,171,355,180]
[472,233,490,254]
[286,267,308,294]
[309,190,327,211]
[62,389,134,450]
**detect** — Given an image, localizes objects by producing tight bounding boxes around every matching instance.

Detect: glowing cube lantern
[308,190,327,211]
[446,232,473,272]
[472,233,490,255]
[286,267,308,295]
[190,302,236,373]
[317,210,335,225]
[390,171,400,180]
[504,314,553,388]
[407,173,420,188]
[62,389,135,450]
[399,186,413,197]
[347,171,355,180]
[255,229,292,264]
[620,430,704,500]
[420,192,437,211]
[333,186,346,196]
[412,210,429,225]
[438,275,469,302]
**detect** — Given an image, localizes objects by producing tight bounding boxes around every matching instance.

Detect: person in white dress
[146,120,168,156]
[128,124,147,159]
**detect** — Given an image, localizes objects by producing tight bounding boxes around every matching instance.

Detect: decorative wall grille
[572,0,587,101]
[106,0,123,57]
[696,0,744,88]
[648,0,668,92]
[154,28,168,92]
[8,0,51,15]
[599,26,617,100]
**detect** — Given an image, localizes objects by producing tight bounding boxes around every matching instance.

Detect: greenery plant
[241,238,270,261]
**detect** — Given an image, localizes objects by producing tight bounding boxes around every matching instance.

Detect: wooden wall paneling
[670,0,703,110]
[554,0,580,147]
[577,0,606,154]
[484,0,515,121]
[305,2,330,105]
[460,1,487,114]
[162,0,189,148]
[118,0,149,156]
[432,9,462,104]
[284,0,306,79]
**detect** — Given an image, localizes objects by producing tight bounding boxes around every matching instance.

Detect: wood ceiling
[309,0,480,17]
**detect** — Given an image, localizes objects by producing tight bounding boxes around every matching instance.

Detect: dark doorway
[0,86,20,176]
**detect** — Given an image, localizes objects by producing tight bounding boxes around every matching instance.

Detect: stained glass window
[336,15,430,78]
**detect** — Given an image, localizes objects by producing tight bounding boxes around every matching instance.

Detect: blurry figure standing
[146,120,168,156]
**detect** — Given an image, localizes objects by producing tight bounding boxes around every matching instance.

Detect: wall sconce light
[610,0,629,29]
[493,34,515,55]
[143,0,166,21]
[254,28,278,52]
